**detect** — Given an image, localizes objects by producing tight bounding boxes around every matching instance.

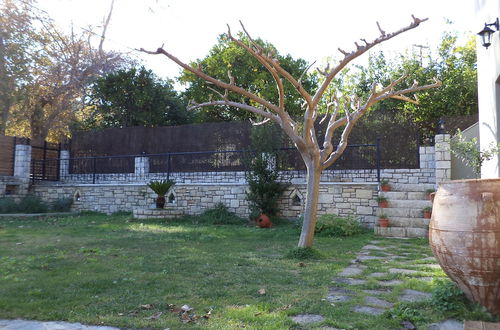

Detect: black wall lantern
[478,18,499,49]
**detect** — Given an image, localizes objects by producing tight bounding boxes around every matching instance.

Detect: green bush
[196,203,245,225]
[245,124,289,218]
[0,197,19,213]
[17,195,48,213]
[51,198,74,212]
[315,214,363,237]
[431,279,469,314]
[147,179,175,196]
[387,302,427,324]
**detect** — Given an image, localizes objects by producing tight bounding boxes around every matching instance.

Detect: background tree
[179,33,318,123]
[0,0,39,135]
[2,0,127,141]
[352,32,476,136]
[83,66,189,128]
[143,17,441,248]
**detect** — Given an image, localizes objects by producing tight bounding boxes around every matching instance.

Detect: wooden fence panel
[0,135,15,176]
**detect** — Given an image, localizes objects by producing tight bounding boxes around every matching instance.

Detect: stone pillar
[59,150,70,180]
[13,144,32,179]
[419,145,435,169]
[434,134,451,183]
[135,156,149,175]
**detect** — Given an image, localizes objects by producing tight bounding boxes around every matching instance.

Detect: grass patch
[0,213,371,329]
[284,247,323,260]
[1,215,497,329]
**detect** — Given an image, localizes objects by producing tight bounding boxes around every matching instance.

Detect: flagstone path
[291,238,464,329]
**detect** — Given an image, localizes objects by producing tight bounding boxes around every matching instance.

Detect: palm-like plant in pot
[147,180,175,209]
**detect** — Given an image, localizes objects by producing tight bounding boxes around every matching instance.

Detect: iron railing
[31,143,381,184]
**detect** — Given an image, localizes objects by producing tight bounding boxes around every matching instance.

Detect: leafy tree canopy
[179,33,318,123]
[83,66,189,129]
[350,32,477,134]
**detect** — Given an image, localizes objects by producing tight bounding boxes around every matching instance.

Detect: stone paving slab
[352,306,386,316]
[364,296,393,308]
[291,314,325,325]
[399,289,432,302]
[0,320,119,330]
[354,255,384,262]
[362,289,392,295]
[389,268,420,275]
[333,278,367,285]
[361,244,386,250]
[429,319,464,330]
[378,279,403,286]
[367,272,387,278]
[338,265,366,276]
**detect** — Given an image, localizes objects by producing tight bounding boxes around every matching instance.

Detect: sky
[37,0,477,86]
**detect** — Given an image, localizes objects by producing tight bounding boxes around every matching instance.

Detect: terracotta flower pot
[429,179,500,314]
[155,195,166,209]
[381,184,391,192]
[378,218,389,227]
[256,213,272,228]
[378,200,389,208]
[423,210,432,219]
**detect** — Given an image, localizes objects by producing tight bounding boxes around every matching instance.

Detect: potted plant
[376,196,389,208]
[423,206,432,219]
[147,179,175,209]
[380,179,391,192]
[378,214,389,227]
[425,188,436,200]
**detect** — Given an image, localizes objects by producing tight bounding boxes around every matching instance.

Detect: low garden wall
[32,181,379,227]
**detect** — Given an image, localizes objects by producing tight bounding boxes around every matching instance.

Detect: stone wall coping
[35,181,380,187]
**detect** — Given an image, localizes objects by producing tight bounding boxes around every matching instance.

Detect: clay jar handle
[429,192,436,204]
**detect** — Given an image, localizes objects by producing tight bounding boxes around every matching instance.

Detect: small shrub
[196,203,245,225]
[315,214,363,237]
[0,197,19,213]
[147,180,175,196]
[431,279,469,314]
[17,195,48,213]
[387,302,427,324]
[51,198,74,212]
[285,247,323,260]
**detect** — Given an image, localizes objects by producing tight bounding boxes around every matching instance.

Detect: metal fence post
[166,153,171,181]
[376,138,381,183]
[11,136,16,175]
[92,157,97,184]
[415,130,421,168]
[42,141,47,180]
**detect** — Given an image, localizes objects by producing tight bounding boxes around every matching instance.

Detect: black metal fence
[31,142,381,184]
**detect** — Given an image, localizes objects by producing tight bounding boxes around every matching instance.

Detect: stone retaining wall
[0,176,29,201]
[32,182,379,227]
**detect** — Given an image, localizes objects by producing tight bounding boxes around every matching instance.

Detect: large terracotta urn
[429,179,500,314]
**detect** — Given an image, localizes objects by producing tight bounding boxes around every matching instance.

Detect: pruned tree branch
[320,75,441,169]
[312,15,427,108]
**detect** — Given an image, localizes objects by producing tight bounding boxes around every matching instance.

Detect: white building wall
[475,0,500,178]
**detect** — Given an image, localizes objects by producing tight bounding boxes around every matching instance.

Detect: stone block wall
[434,134,451,183]
[32,181,379,227]
[0,176,29,200]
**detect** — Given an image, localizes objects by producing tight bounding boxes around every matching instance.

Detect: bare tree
[142,16,441,248]
[2,0,126,141]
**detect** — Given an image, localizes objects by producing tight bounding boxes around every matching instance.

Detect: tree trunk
[298,158,322,248]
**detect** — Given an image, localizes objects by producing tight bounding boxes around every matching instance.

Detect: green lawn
[0,213,495,329]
